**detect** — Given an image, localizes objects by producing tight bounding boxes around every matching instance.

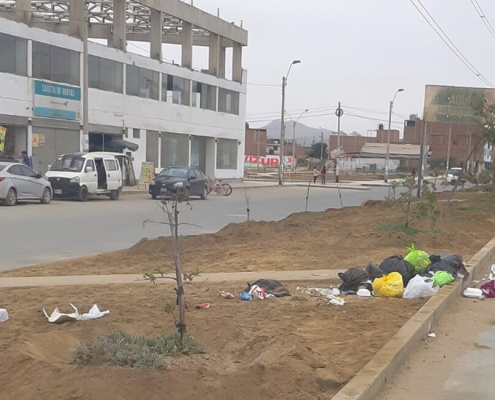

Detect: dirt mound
[4,192,495,277]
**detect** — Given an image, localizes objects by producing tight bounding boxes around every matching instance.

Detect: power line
[127,42,174,64]
[409,0,494,87]
[470,0,495,43]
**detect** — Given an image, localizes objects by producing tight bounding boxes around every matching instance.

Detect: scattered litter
[329,298,345,306]
[0,308,9,323]
[266,294,277,300]
[404,244,431,274]
[473,280,480,284]
[403,276,439,299]
[244,279,290,297]
[306,288,333,297]
[427,332,437,338]
[219,291,235,299]
[43,303,109,323]
[240,292,253,301]
[249,285,266,300]
[296,286,302,293]
[489,264,495,281]
[379,256,415,286]
[331,288,341,296]
[432,271,454,288]
[357,288,372,298]
[338,268,372,293]
[195,303,211,310]
[480,280,495,298]
[463,288,484,299]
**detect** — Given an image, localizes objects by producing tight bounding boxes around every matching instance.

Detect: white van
[44,152,123,201]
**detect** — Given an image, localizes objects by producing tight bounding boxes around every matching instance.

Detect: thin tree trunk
[448,137,484,205]
[305,178,311,212]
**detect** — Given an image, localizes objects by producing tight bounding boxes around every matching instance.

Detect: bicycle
[207,178,233,196]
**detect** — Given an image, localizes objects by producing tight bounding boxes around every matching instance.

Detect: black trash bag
[366,263,386,281]
[379,256,415,286]
[244,279,291,297]
[424,253,469,280]
[338,268,372,293]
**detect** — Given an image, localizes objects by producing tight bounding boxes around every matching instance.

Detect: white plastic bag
[0,308,9,323]
[403,275,439,299]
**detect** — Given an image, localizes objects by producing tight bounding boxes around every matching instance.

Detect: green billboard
[423,85,495,124]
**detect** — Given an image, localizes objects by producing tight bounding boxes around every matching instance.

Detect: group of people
[312,165,327,184]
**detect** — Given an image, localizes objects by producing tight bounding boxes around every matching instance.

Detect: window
[133,129,140,139]
[160,132,189,167]
[85,159,95,172]
[217,138,238,170]
[0,33,27,76]
[50,155,85,172]
[218,88,239,115]
[188,169,197,179]
[20,165,37,178]
[126,65,159,100]
[192,81,215,111]
[32,42,80,85]
[104,160,117,171]
[162,74,190,106]
[8,165,24,176]
[88,55,123,93]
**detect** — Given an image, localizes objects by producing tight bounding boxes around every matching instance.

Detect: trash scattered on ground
[0,308,9,323]
[338,268,372,293]
[248,285,266,300]
[473,280,480,284]
[43,304,110,323]
[463,288,484,299]
[373,272,404,298]
[357,288,372,298]
[432,271,455,288]
[329,298,345,306]
[427,332,436,338]
[195,303,211,310]
[480,280,495,298]
[219,291,235,299]
[240,292,253,301]
[296,286,302,292]
[404,244,431,274]
[403,275,439,299]
[366,263,386,280]
[306,288,333,297]
[425,253,468,280]
[244,279,290,297]
[489,264,495,281]
[331,288,341,296]
[266,294,276,300]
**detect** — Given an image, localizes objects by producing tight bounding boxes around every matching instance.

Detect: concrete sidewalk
[0,269,344,288]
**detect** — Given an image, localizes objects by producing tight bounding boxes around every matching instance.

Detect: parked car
[149,166,208,200]
[0,162,52,206]
[44,152,123,201]
[446,167,463,185]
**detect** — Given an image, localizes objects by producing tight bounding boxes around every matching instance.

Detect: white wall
[124,128,147,178]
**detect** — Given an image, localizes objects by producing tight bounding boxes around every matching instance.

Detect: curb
[332,235,495,400]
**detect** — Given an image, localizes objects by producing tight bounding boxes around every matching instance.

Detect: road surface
[0,186,391,272]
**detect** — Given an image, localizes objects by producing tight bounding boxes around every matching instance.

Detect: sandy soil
[4,192,495,278]
[0,281,425,400]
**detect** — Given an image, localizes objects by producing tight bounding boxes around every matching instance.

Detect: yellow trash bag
[372,272,404,298]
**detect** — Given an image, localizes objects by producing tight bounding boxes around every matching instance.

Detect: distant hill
[261,120,361,146]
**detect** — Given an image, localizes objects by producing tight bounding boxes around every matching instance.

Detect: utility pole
[467,126,472,172]
[292,120,297,172]
[446,124,452,173]
[278,76,286,185]
[335,102,343,183]
[384,89,404,183]
[256,128,260,170]
[417,121,427,197]
[82,2,89,152]
[320,130,324,160]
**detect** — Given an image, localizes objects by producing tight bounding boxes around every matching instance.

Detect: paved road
[0,186,391,272]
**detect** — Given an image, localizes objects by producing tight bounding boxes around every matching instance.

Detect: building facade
[0,0,248,179]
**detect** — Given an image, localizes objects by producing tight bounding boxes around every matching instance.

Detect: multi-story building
[0,0,248,179]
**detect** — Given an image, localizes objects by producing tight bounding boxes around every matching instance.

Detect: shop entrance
[0,124,27,159]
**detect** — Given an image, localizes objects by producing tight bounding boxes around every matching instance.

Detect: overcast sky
[188,0,495,137]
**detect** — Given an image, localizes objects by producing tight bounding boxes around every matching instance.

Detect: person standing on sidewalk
[321,165,326,185]
[312,167,318,184]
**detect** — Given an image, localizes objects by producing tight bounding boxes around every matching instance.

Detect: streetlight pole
[289,109,309,172]
[278,60,301,186]
[82,2,89,152]
[384,88,404,183]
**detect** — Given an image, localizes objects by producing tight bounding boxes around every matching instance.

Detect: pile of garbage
[218,279,292,302]
[464,264,495,299]
[336,244,468,300]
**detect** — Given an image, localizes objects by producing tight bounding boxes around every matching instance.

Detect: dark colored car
[149,166,208,200]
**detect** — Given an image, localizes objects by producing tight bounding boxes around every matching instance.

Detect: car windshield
[448,169,462,176]
[50,155,85,172]
[159,168,188,178]
[0,166,5,172]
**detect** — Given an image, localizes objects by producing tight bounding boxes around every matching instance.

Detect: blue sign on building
[33,80,81,121]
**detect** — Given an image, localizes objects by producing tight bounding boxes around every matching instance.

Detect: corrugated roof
[360,143,422,159]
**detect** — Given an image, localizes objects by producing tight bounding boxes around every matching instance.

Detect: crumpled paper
[43,303,110,323]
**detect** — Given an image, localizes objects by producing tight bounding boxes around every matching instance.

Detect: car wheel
[5,188,17,206]
[40,188,51,204]
[200,185,208,200]
[78,186,88,202]
[109,189,121,200]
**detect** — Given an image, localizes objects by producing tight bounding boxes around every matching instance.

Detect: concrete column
[219,40,226,79]
[110,0,126,51]
[181,22,193,69]
[150,9,163,61]
[208,33,220,76]
[27,120,32,157]
[232,42,243,83]
[15,0,31,24]
[69,0,85,39]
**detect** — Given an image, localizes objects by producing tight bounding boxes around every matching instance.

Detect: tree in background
[310,142,328,159]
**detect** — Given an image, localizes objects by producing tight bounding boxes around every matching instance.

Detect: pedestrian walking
[312,167,318,184]
[321,165,326,185]
[21,151,32,168]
